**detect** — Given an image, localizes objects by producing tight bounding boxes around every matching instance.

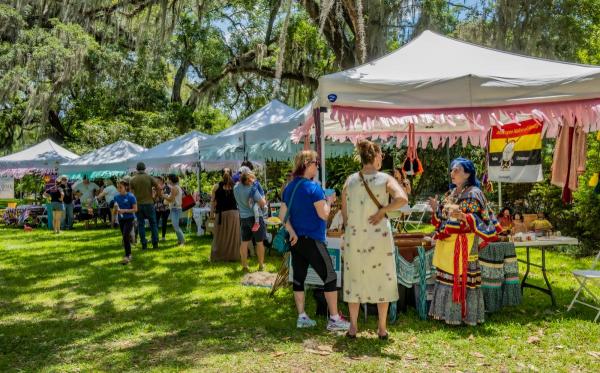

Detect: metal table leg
[519,246,556,307]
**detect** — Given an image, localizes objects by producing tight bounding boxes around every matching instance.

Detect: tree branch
[265,0,283,45]
[301,0,355,68]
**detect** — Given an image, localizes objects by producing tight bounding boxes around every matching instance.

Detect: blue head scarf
[449,157,480,189]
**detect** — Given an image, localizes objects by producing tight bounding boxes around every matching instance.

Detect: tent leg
[197,166,201,201]
[317,107,326,187]
[498,181,502,208]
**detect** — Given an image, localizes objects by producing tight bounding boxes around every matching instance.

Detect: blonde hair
[293,150,318,177]
[240,171,256,186]
[356,140,381,165]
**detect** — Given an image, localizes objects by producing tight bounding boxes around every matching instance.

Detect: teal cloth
[395,247,436,288]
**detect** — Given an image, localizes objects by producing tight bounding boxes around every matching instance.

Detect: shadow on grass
[1,226,598,371]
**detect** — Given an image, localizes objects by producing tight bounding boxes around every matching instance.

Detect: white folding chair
[567,249,600,322]
[404,203,430,231]
[388,204,411,233]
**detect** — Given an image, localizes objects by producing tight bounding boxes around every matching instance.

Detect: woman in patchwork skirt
[428,157,501,325]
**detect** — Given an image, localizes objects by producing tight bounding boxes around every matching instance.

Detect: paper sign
[0,176,14,199]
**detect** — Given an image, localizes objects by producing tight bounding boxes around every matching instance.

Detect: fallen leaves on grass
[471,351,485,358]
[404,354,418,361]
[527,336,541,344]
[468,334,475,341]
[443,362,457,368]
[273,351,286,357]
[305,348,331,356]
[317,345,333,353]
[587,351,600,359]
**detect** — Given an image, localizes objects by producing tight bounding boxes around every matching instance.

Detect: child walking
[113,180,137,265]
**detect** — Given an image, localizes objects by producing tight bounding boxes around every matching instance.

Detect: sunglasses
[307,160,320,166]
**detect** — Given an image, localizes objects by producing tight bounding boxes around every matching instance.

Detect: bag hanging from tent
[402,123,423,176]
[482,130,495,193]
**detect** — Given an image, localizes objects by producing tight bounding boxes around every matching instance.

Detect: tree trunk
[48,110,68,141]
[365,0,387,60]
[172,60,190,104]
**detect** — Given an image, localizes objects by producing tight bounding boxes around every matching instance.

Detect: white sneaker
[327,316,350,331]
[296,315,317,328]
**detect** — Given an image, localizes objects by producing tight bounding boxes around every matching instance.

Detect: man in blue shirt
[233,170,267,272]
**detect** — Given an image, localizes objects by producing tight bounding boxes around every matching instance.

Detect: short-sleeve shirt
[282,177,326,242]
[113,192,137,219]
[233,183,263,219]
[48,187,63,203]
[59,184,74,204]
[103,185,119,203]
[73,181,99,206]
[130,172,157,205]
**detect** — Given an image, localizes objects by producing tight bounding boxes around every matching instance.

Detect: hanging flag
[488,118,543,183]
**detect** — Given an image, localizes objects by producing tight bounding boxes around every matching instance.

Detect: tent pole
[498,181,502,208]
[317,107,326,187]
[446,138,450,174]
[196,164,201,199]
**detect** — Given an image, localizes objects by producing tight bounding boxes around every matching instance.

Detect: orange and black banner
[488,118,543,183]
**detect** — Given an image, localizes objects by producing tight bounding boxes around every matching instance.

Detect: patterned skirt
[428,260,485,326]
[479,242,522,312]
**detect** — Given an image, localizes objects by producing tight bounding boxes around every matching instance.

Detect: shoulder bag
[358,171,387,218]
[272,179,305,254]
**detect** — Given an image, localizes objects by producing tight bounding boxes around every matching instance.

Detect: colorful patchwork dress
[429,185,501,325]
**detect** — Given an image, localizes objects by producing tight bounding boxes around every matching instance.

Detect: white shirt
[73,181,99,206]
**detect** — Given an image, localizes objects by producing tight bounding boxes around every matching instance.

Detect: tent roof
[0,139,79,173]
[199,100,296,162]
[319,30,600,110]
[59,140,146,178]
[200,100,354,163]
[132,130,212,170]
[214,100,296,138]
[297,30,600,146]
[200,100,300,160]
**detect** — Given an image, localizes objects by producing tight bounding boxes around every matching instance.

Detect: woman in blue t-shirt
[279,150,350,332]
[113,180,138,265]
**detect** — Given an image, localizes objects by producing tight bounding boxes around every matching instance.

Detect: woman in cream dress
[342,140,408,339]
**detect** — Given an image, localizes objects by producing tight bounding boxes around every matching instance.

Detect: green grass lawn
[1,226,599,372]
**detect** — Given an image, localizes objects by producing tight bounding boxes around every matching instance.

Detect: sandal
[378,333,389,340]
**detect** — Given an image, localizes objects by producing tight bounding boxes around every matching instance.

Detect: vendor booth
[287,30,600,319]
[0,139,79,228]
[59,140,146,180]
[0,139,79,178]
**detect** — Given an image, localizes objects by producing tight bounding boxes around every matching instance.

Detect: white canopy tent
[199,100,296,169]
[199,99,354,163]
[132,130,212,172]
[59,140,146,180]
[292,30,600,147]
[0,139,79,178]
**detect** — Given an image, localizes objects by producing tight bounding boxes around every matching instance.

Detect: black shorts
[240,216,266,242]
[291,236,337,292]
